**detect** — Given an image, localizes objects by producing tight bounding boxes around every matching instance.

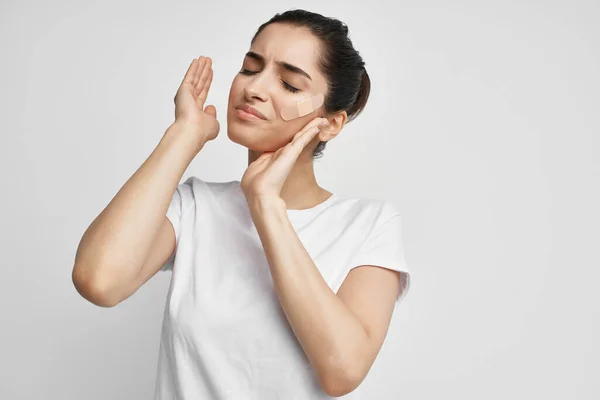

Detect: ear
[318,110,347,142]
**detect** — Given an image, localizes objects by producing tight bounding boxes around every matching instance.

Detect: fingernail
[319,119,329,127]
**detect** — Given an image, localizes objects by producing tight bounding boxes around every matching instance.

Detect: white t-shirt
[154,176,410,399]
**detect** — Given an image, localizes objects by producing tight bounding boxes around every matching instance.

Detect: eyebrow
[245,51,312,81]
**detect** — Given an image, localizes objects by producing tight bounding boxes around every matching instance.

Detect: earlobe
[317,125,339,142]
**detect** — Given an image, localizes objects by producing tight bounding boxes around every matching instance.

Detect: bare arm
[72,124,200,306]
[72,56,219,307]
[249,199,400,397]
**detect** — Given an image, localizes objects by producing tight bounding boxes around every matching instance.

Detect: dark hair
[251,9,371,160]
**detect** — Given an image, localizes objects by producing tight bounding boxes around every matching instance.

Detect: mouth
[236,104,267,121]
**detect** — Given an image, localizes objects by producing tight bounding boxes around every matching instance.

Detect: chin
[226,128,247,148]
[228,126,286,153]
[228,132,270,152]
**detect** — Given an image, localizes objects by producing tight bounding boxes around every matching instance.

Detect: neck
[247,148,331,210]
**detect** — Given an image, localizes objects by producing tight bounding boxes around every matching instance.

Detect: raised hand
[173,56,220,145]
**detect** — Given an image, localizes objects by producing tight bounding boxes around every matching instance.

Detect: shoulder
[175,176,245,213]
[178,176,240,196]
[338,195,401,229]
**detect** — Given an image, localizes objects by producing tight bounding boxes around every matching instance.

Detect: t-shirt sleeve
[160,177,195,272]
[349,203,411,305]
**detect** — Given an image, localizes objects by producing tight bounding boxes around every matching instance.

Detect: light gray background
[1,0,598,399]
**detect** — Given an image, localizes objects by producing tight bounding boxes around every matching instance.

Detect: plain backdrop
[1,0,598,399]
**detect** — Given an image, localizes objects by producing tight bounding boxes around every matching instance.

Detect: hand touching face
[226,23,331,153]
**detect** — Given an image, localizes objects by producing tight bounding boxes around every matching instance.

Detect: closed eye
[239,69,300,93]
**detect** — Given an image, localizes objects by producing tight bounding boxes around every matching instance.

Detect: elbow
[319,363,365,397]
[72,265,119,308]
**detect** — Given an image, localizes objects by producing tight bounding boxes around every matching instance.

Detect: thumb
[204,105,217,118]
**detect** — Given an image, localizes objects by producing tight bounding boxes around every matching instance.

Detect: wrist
[163,121,205,153]
[249,195,287,216]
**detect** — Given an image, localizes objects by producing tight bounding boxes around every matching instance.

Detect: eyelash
[239,69,300,93]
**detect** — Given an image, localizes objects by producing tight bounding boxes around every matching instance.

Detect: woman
[73,9,411,399]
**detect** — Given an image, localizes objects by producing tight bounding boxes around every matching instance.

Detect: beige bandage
[280,93,324,121]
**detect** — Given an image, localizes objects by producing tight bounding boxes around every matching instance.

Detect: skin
[226,22,348,210]
[172,23,403,397]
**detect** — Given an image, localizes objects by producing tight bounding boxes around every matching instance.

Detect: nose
[243,73,268,102]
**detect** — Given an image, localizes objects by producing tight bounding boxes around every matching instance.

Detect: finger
[291,118,328,150]
[273,122,323,167]
[304,116,326,131]
[291,125,321,151]
[181,58,198,86]
[204,104,217,118]
[257,151,273,162]
[249,154,271,170]
[195,58,211,105]
[198,57,212,88]
[291,117,327,142]
[197,67,213,108]
[192,56,207,86]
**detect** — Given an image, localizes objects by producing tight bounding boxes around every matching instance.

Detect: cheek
[228,76,242,103]
[281,111,318,134]
[274,97,298,122]
[272,120,298,140]
[227,76,244,124]
[276,94,323,127]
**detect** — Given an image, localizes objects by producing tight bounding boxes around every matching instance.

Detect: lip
[236,109,263,122]
[237,104,267,120]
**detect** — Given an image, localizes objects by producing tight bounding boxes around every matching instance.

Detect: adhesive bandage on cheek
[280,93,325,121]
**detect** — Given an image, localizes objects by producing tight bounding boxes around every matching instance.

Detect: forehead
[250,23,321,70]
